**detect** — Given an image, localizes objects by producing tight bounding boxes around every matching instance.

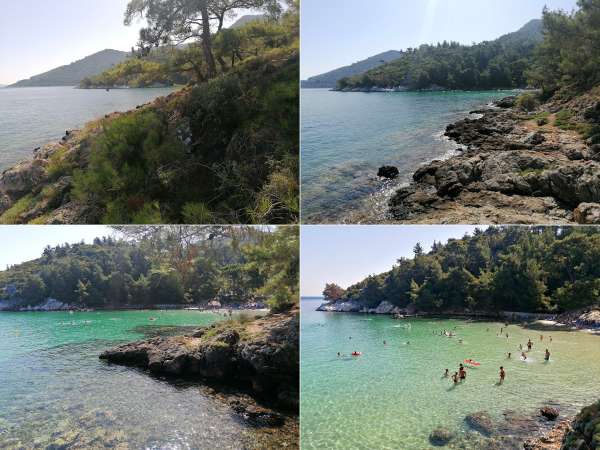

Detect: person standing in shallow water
[499,366,506,384]
[545,349,551,361]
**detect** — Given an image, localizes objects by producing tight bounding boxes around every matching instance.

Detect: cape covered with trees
[0,226,298,311]
[337,0,600,96]
[323,227,600,314]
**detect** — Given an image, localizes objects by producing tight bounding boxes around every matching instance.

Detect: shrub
[516,93,539,112]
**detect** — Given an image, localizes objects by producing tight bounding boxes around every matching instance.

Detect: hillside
[301,50,403,88]
[0,10,299,225]
[337,19,543,91]
[10,49,129,87]
[321,227,600,315]
[230,14,267,29]
[0,226,299,311]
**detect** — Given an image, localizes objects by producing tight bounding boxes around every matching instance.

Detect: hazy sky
[0,0,257,85]
[301,225,483,297]
[0,226,112,269]
[301,0,579,79]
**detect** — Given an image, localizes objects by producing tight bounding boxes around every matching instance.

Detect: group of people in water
[338,324,556,387]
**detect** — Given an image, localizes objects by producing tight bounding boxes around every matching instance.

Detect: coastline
[99,310,299,446]
[385,90,600,224]
[315,299,600,332]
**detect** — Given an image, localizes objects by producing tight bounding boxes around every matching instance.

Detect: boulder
[372,301,395,314]
[230,402,285,427]
[465,411,495,436]
[377,165,399,179]
[429,427,455,446]
[526,132,546,146]
[540,406,560,421]
[574,203,600,224]
[0,159,48,197]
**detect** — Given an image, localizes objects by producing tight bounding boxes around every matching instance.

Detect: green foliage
[69,9,299,224]
[338,20,542,90]
[0,226,298,311]
[515,92,539,112]
[341,227,600,314]
[0,195,36,224]
[529,0,600,96]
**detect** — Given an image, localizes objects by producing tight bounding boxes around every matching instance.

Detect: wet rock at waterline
[377,165,400,179]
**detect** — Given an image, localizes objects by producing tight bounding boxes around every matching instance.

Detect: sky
[0,0,257,85]
[301,0,580,79]
[300,225,484,297]
[0,226,113,269]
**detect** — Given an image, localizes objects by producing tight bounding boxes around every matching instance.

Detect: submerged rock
[466,411,495,436]
[429,427,454,446]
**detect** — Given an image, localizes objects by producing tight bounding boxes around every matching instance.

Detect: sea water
[300,89,519,223]
[300,298,600,449]
[0,86,176,170]
[0,310,270,448]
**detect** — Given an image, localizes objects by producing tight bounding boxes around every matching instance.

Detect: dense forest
[337,0,600,96]
[336,19,542,91]
[0,226,298,311]
[324,227,600,314]
[0,0,298,225]
[528,0,600,98]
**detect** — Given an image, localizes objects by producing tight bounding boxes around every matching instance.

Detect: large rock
[496,96,517,108]
[561,400,600,450]
[371,301,396,314]
[0,159,48,197]
[540,406,560,421]
[377,165,399,179]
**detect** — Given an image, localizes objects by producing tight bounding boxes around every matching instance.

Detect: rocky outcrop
[386,92,600,224]
[560,400,600,450]
[317,300,364,313]
[100,311,299,413]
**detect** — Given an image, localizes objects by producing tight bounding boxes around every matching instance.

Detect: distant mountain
[230,14,267,29]
[301,50,404,88]
[10,49,129,87]
[337,19,544,91]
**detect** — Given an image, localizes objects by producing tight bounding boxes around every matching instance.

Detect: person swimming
[521,352,527,360]
[507,352,512,359]
[337,352,341,357]
[545,349,550,361]
[452,372,459,384]
[383,340,387,345]
[499,366,506,384]
[444,369,449,377]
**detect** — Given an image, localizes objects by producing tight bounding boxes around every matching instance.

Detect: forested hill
[10,50,129,87]
[324,227,600,314]
[301,50,403,88]
[0,227,299,311]
[336,19,543,91]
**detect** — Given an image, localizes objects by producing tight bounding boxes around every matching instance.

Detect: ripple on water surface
[0,86,176,170]
[300,299,600,449]
[300,89,520,223]
[0,310,272,448]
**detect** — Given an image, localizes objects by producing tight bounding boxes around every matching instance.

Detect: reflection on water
[300,299,600,449]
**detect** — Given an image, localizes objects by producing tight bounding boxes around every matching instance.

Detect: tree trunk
[198,0,217,78]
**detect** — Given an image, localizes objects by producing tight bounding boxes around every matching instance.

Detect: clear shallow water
[300,89,519,223]
[300,298,600,450]
[0,86,175,170]
[0,310,268,449]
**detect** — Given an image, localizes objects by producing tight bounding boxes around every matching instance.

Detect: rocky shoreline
[99,310,299,443]
[316,299,600,330]
[384,90,600,224]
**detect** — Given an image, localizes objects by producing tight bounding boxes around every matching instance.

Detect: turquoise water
[0,86,175,170]
[0,310,269,449]
[300,89,519,223]
[300,298,600,449]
